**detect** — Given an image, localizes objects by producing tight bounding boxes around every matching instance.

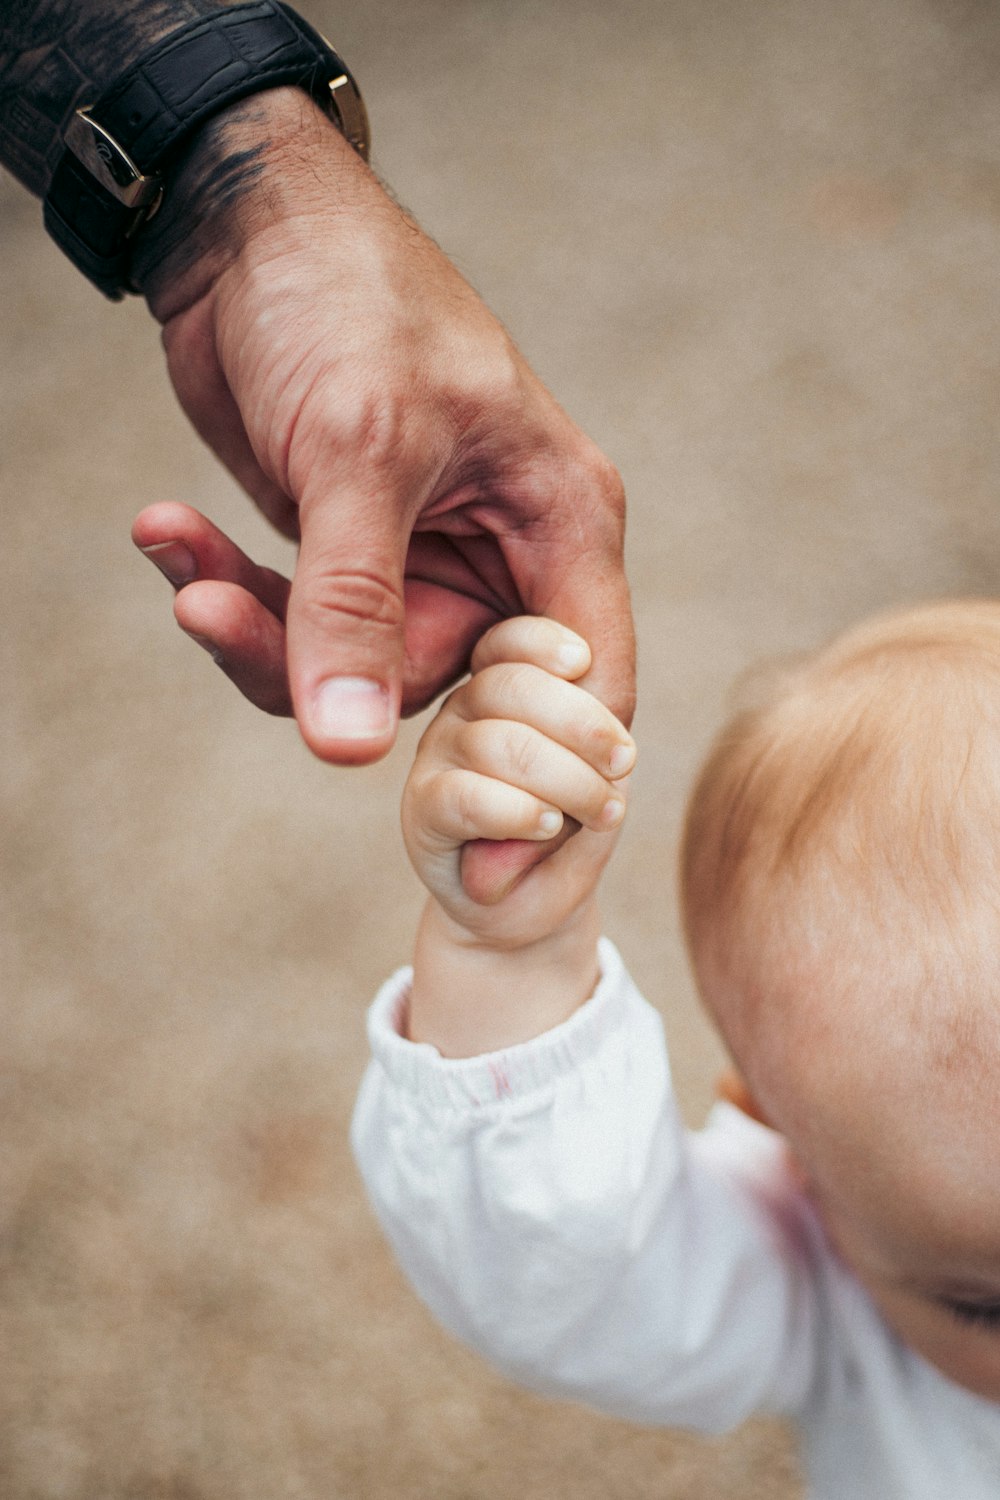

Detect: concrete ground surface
[2,0,999,1495]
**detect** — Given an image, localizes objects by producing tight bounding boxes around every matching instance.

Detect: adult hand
[133,88,634,771]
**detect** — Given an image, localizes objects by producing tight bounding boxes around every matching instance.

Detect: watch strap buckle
[43,3,370,298]
[325,71,370,162]
[64,109,164,216]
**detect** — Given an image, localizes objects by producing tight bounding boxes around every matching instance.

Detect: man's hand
[132,89,634,768]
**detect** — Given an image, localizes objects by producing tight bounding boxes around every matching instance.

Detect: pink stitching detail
[489,1061,512,1099]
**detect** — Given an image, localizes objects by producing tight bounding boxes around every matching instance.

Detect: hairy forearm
[407,897,603,1059]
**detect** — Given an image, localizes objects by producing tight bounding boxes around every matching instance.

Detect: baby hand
[402,616,635,949]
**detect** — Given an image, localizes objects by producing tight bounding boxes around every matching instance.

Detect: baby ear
[716,1067,813,1191]
[715,1066,773,1129]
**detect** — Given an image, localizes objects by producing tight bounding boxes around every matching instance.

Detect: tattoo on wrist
[129,100,273,306]
[0,1,282,306]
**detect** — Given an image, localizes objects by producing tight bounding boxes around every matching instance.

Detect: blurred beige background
[2,0,999,1495]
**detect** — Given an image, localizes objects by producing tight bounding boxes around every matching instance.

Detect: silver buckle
[64,108,164,218]
[326,74,370,161]
[318,38,370,162]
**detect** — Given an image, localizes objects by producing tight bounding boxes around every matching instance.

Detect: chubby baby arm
[352,951,819,1430]
[401,616,635,1056]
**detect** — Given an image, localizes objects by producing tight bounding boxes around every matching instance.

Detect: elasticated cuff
[365,937,633,1113]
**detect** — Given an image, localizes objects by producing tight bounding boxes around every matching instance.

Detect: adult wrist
[132,83,365,320]
[40,1,370,306]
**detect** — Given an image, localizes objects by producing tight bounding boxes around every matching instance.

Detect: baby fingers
[450,718,626,833]
[420,767,566,846]
[470,616,592,679]
[452,662,636,783]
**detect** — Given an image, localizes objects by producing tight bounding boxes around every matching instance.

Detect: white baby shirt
[351,940,1000,1498]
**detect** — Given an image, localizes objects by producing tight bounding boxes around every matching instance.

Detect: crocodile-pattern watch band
[44,2,367,299]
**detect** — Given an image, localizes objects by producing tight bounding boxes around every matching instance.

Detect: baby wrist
[407,898,603,1057]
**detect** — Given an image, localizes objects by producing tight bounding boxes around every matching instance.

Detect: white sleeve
[350,939,819,1433]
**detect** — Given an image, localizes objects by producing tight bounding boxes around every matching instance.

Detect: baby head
[680,599,1000,1399]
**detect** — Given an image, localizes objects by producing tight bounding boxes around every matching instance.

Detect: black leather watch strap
[44,150,141,295]
[44,2,369,300]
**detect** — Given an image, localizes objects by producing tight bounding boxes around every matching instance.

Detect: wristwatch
[43,1,370,300]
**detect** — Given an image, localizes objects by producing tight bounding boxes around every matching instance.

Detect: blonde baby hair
[679,599,1000,1095]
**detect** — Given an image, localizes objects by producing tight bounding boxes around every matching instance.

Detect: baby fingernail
[539,810,563,836]
[556,641,590,672]
[140,540,197,588]
[609,743,635,778]
[312,677,392,741]
[600,798,626,829]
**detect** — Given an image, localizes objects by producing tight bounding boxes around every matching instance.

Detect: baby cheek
[875,1286,1000,1403]
[808,1195,1000,1399]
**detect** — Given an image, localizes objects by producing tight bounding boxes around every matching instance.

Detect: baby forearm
[407,896,603,1058]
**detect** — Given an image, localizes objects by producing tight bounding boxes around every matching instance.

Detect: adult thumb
[287,495,407,765]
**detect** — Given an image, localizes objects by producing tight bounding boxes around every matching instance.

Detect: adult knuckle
[568,444,627,541]
[336,387,406,468]
[292,380,428,505]
[596,454,626,513]
[299,565,405,633]
[580,439,624,504]
[446,322,523,413]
